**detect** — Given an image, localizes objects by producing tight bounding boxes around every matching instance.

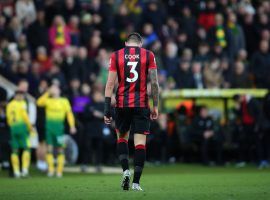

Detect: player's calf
[21,150,31,177]
[133,144,146,186]
[117,138,129,172]
[11,151,20,178]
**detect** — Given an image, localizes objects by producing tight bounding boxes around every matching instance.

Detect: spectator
[220,58,231,88]
[164,17,179,40]
[68,15,80,46]
[80,13,94,46]
[230,61,252,88]
[27,9,49,52]
[15,0,36,25]
[242,13,257,57]
[142,23,159,48]
[115,4,131,36]
[82,90,104,172]
[179,6,197,48]
[256,13,270,37]
[77,46,98,84]
[162,41,179,76]
[49,15,71,51]
[34,46,52,74]
[258,91,270,169]
[88,33,102,59]
[194,27,208,51]
[227,12,246,59]
[203,59,224,88]
[5,17,23,42]
[61,0,80,22]
[61,46,83,81]
[194,42,210,64]
[208,14,231,53]
[0,95,12,176]
[198,0,217,31]
[68,78,81,101]
[46,65,66,87]
[173,60,194,89]
[190,106,223,165]
[17,35,29,51]
[191,61,205,89]
[233,94,261,167]
[250,40,270,88]
[143,1,166,31]
[96,48,109,85]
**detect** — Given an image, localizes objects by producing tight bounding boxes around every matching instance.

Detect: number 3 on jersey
[126,61,138,83]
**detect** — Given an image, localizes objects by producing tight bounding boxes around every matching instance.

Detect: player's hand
[70,127,77,135]
[150,106,159,120]
[104,116,112,125]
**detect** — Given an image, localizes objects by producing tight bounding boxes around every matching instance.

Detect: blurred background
[0,0,270,173]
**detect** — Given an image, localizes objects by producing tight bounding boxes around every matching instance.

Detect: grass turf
[0,164,270,200]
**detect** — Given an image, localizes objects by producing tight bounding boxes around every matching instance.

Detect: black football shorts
[115,108,150,135]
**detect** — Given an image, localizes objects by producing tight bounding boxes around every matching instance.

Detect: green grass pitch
[0,164,270,200]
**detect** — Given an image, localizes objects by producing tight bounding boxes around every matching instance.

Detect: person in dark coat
[81,90,104,172]
[230,61,252,88]
[233,94,262,167]
[0,87,12,176]
[250,40,270,88]
[190,106,223,165]
[27,10,49,53]
[257,92,270,169]
[174,60,194,89]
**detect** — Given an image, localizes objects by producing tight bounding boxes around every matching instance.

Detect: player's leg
[46,132,55,177]
[117,130,131,190]
[56,134,65,178]
[56,147,65,178]
[132,134,146,191]
[21,133,31,177]
[10,134,20,178]
[115,108,132,190]
[117,130,130,172]
[131,108,150,191]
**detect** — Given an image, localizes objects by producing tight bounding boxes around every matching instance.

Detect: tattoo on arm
[149,69,159,107]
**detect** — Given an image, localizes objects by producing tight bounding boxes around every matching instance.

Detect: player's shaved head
[126,32,143,46]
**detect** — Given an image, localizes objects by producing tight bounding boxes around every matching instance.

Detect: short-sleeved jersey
[37,92,75,133]
[109,46,157,108]
[6,99,31,134]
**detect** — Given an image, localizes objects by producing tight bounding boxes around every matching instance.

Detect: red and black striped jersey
[109,46,157,108]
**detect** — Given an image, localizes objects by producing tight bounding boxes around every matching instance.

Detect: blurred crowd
[1,0,270,93]
[0,0,270,171]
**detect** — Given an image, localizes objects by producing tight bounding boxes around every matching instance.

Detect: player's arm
[36,92,49,107]
[149,52,159,120]
[65,99,76,134]
[21,108,33,132]
[104,53,117,124]
[149,68,159,120]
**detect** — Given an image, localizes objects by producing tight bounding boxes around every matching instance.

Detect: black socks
[117,138,129,171]
[133,144,146,184]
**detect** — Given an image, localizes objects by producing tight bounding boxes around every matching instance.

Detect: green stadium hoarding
[161,89,268,99]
